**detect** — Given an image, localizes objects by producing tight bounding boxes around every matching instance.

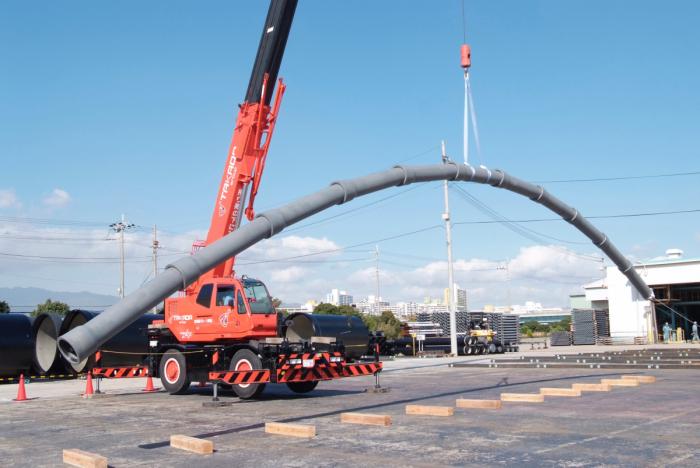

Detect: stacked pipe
[0,311,162,378]
[550,331,572,346]
[572,309,610,345]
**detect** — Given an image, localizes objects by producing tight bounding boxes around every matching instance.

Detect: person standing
[662,322,671,343]
[692,321,699,343]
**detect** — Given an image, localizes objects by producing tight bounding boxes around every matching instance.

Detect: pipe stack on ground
[0,314,35,377]
[0,311,162,378]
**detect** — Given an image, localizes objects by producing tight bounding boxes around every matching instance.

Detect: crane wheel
[159,349,191,395]
[286,381,319,394]
[230,349,266,399]
[488,343,497,354]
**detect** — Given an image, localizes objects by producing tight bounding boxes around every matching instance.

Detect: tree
[32,299,70,317]
[375,310,403,339]
[0,300,9,314]
[313,303,340,315]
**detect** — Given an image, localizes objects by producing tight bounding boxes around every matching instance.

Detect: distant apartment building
[443,283,468,312]
[325,289,353,307]
[357,295,390,316]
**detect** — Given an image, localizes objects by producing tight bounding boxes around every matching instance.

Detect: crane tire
[286,381,319,394]
[230,349,266,399]
[160,349,191,395]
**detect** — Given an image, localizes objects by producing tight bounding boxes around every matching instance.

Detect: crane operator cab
[163,277,278,343]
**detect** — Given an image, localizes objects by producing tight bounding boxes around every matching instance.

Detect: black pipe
[99,314,163,367]
[0,314,34,377]
[31,313,65,374]
[283,313,369,360]
[59,310,162,372]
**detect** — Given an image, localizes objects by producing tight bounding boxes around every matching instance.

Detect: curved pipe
[59,163,653,363]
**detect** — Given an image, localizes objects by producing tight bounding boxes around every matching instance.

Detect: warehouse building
[582,249,700,342]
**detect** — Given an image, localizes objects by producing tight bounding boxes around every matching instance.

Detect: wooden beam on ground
[540,387,581,397]
[500,393,545,403]
[622,375,656,383]
[572,383,612,392]
[170,435,214,455]
[340,412,392,426]
[601,378,639,387]
[265,422,316,438]
[455,399,502,409]
[62,449,108,468]
[405,404,454,416]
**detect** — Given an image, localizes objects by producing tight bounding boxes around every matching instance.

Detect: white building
[444,284,468,312]
[357,295,390,316]
[325,289,353,307]
[583,249,700,341]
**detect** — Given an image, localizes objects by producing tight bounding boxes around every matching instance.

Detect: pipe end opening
[58,338,80,365]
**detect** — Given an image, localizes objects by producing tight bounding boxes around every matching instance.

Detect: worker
[662,322,671,343]
[692,321,699,343]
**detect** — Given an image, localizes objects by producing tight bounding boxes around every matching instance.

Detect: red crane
[108,0,383,399]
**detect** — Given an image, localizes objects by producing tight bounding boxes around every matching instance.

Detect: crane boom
[202,0,297,281]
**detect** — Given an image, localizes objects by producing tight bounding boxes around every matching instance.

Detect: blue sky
[1,1,699,307]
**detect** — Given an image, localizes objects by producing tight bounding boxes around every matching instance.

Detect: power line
[232,225,444,266]
[453,208,700,225]
[285,184,431,233]
[535,169,700,184]
[451,186,599,260]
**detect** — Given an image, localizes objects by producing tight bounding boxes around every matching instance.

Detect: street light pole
[441,141,458,356]
[110,214,135,298]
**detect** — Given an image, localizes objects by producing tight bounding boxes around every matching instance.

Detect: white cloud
[42,189,71,208]
[0,189,20,209]
[341,245,604,308]
[239,235,340,263]
[269,266,308,283]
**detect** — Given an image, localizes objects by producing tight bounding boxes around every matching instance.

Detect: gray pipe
[58,163,653,364]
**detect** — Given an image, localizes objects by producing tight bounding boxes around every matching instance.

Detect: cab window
[236,291,247,315]
[196,284,213,308]
[215,285,235,307]
[243,281,274,314]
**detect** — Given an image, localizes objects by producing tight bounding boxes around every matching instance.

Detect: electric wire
[535,170,700,184]
[450,185,601,263]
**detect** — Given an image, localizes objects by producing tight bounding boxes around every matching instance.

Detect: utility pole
[152,225,160,279]
[110,214,135,298]
[441,141,458,356]
[374,245,381,316]
[151,225,160,312]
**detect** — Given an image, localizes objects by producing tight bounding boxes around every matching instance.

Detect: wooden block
[340,412,392,426]
[455,399,502,409]
[265,422,316,438]
[622,375,656,383]
[62,449,107,468]
[405,404,454,416]
[572,383,612,392]
[601,378,639,387]
[540,387,581,397]
[170,435,214,454]
[500,393,545,403]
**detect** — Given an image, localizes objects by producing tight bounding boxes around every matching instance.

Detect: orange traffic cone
[142,375,159,392]
[13,374,28,402]
[82,371,94,398]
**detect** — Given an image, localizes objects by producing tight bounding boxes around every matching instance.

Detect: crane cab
[164,277,278,343]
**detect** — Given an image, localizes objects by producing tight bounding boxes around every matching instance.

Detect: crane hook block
[460,44,471,69]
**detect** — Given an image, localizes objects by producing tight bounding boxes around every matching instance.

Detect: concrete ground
[2,346,699,467]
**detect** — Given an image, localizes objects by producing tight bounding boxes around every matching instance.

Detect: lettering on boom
[218,145,238,217]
